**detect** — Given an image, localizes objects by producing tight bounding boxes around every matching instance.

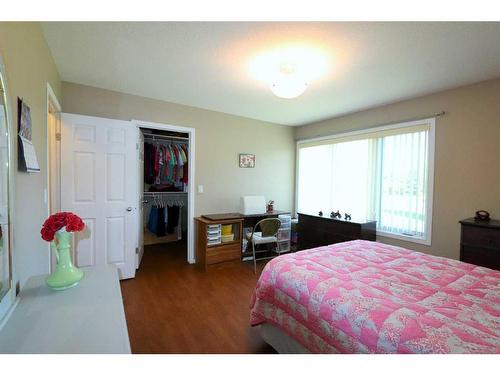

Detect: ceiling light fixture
[270,63,308,99]
[248,44,329,100]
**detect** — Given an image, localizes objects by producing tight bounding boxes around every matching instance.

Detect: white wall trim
[424,117,436,246]
[297,117,435,146]
[0,54,16,324]
[0,297,19,332]
[46,83,62,272]
[132,119,196,264]
[376,117,435,246]
[293,141,300,218]
[296,117,436,246]
[46,82,61,112]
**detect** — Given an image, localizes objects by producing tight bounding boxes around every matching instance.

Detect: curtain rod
[374,111,445,128]
[297,111,445,142]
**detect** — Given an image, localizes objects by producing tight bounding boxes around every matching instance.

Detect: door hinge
[135,247,139,254]
[55,133,61,141]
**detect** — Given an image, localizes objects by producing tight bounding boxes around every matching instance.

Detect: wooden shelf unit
[195,217,243,271]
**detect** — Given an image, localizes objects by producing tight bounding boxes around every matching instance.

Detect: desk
[0,266,131,353]
[241,210,290,228]
[195,216,244,271]
[196,211,291,268]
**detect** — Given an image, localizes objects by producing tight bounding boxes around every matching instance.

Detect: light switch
[198,185,204,194]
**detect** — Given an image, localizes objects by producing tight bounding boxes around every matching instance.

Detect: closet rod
[143,133,189,142]
[144,191,187,195]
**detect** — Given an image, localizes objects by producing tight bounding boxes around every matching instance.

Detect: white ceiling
[41,22,500,126]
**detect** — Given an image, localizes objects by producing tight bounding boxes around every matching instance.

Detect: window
[296,119,434,245]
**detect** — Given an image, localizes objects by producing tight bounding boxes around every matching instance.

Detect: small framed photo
[239,153,255,168]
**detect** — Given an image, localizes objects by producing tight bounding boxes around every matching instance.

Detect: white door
[60,113,137,279]
[136,130,144,268]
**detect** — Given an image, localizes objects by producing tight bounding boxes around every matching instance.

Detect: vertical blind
[378,130,428,237]
[297,120,433,241]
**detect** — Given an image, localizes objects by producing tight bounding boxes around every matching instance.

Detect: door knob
[126,207,133,212]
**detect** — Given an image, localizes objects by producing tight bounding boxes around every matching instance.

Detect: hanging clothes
[153,144,160,180]
[144,143,155,184]
[147,205,166,237]
[143,138,189,187]
[148,206,159,234]
[166,205,180,234]
[155,146,164,185]
[162,144,171,184]
[181,145,189,184]
[156,206,166,237]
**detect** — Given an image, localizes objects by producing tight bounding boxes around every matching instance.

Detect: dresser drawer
[298,213,376,250]
[461,245,500,270]
[330,222,361,237]
[462,226,500,249]
[206,243,240,265]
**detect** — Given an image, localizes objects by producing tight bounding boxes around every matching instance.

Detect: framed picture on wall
[239,153,255,168]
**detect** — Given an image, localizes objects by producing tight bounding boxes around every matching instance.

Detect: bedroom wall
[295,77,500,261]
[61,82,296,217]
[0,22,62,287]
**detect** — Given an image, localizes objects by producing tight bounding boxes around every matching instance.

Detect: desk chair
[246,218,281,274]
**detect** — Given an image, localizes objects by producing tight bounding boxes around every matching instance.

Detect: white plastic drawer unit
[279,221,291,229]
[278,214,292,222]
[277,228,291,241]
[275,241,290,253]
[206,224,221,245]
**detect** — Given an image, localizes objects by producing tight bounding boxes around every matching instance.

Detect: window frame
[295,118,435,246]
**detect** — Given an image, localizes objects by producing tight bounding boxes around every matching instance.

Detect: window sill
[376,230,431,246]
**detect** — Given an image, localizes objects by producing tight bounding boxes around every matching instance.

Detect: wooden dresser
[298,213,376,250]
[459,217,500,270]
[195,216,243,271]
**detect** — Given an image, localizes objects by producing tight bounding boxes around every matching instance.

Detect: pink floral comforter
[250,240,500,353]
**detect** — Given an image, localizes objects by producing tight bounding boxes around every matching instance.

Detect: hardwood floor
[120,241,276,354]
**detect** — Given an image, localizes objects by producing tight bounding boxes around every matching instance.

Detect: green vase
[46,228,84,291]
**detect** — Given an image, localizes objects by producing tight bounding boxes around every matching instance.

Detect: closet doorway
[134,120,195,267]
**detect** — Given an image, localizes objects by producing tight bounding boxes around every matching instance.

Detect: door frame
[46,82,62,272]
[132,119,196,264]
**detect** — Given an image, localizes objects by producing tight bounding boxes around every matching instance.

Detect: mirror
[0,62,12,309]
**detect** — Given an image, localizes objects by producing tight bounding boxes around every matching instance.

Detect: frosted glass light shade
[270,77,308,99]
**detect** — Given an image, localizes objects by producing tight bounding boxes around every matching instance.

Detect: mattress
[260,323,311,354]
[250,240,500,353]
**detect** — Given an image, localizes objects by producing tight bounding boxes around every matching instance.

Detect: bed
[250,240,500,353]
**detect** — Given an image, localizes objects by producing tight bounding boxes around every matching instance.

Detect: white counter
[0,265,131,353]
